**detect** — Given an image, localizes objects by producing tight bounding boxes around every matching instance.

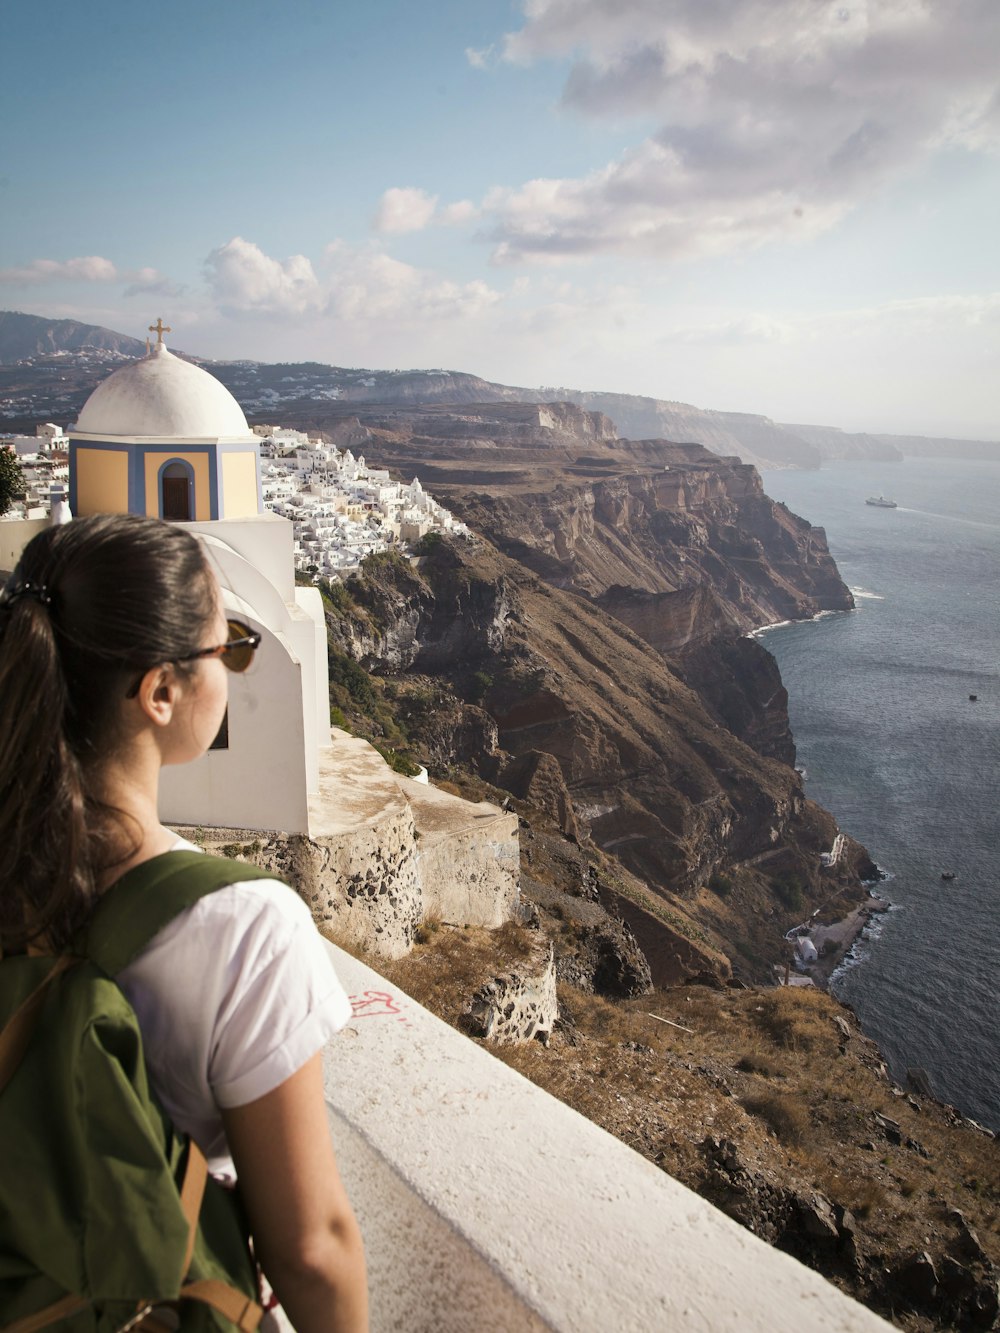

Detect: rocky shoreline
[785,894,891,989]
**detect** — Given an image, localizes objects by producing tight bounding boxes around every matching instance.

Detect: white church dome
[75,342,253,439]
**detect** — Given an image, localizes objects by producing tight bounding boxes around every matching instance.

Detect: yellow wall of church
[143,452,211,521]
[221,451,260,518]
[76,448,129,516]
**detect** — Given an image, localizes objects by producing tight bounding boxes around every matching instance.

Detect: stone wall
[465,942,558,1045]
[189,728,520,960]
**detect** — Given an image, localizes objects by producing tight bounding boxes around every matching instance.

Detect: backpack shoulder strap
[80,850,276,976]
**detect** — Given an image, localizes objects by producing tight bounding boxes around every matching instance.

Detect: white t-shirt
[116,843,352,1179]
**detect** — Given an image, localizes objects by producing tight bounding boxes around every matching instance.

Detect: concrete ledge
[323,943,891,1333]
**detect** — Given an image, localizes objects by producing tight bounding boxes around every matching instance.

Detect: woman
[0,513,368,1332]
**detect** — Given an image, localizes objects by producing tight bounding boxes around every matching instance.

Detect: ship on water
[865,494,897,508]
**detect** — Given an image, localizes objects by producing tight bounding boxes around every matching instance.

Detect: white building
[68,332,331,835]
[255,429,468,577]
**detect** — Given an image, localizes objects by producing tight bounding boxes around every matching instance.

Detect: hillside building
[67,326,327,835]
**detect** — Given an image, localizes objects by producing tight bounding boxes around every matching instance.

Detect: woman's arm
[222,1053,368,1333]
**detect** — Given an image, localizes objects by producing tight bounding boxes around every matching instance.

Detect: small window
[210,709,229,751]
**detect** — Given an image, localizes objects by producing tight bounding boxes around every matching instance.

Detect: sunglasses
[126,620,262,698]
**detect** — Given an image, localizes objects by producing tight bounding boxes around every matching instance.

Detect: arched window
[159,459,194,521]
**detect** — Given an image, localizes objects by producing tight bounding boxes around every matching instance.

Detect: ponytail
[0,514,216,951]
[0,595,94,948]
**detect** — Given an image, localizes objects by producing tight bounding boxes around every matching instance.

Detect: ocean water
[757,458,1000,1131]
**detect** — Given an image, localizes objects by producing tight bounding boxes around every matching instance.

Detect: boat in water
[866,495,897,508]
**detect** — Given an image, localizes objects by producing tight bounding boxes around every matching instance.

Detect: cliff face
[453,452,851,634]
[552,391,822,469]
[280,398,867,981]
[329,533,867,986]
[302,405,851,631]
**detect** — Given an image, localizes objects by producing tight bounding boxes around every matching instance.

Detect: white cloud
[326,248,502,324]
[465,44,494,69]
[373,187,439,234]
[122,267,185,299]
[438,199,480,226]
[198,238,503,333]
[0,255,118,284]
[204,237,321,314]
[481,0,1000,263]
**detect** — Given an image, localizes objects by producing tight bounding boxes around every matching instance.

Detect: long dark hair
[0,513,216,952]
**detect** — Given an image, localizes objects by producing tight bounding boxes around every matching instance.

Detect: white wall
[322,944,891,1333]
[187,514,297,602]
[160,519,332,833]
[0,516,50,572]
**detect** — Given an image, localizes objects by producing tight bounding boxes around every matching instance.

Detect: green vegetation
[772,872,805,913]
[709,871,733,898]
[414,531,443,555]
[373,744,422,778]
[468,670,494,703]
[220,839,264,860]
[316,577,356,614]
[359,548,410,574]
[0,447,25,517]
[328,649,382,717]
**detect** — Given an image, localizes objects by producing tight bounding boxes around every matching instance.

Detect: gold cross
[148,318,171,345]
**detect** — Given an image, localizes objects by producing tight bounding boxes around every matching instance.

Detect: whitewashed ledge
[320,942,890,1333]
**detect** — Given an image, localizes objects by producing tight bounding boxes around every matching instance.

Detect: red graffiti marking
[350,990,405,1019]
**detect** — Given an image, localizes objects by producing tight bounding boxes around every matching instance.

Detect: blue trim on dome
[69,437,261,518]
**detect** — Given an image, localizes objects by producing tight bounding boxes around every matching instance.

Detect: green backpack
[0,850,278,1332]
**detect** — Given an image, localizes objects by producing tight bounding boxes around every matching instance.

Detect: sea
[757,457,1000,1133]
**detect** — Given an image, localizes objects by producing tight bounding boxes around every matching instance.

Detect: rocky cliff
[306,402,873,988]
[547,390,822,469]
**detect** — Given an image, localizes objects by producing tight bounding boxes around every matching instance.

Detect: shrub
[414,531,444,555]
[709,872,733,898]
[751,990,833,1052]
[468,670,494,703]
[743,1092,810,1145]
[772,874,805,912]
[736,1051,785,1078]
[317,577,354,613]
[0,447,25,517]
[374,744,422,778]
[328,650,380,715]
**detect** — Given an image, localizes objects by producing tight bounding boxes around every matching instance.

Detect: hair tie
[2,580,53,609]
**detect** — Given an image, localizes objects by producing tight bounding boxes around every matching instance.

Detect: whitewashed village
[2,418,469,579]
[254,426,469,576]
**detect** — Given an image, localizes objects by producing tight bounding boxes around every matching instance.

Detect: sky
[2,0,999,438]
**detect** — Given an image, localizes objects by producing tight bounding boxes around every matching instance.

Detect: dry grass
[357,922,1000,1332]
[742,1092,811,1146]
[748,988,838,1052]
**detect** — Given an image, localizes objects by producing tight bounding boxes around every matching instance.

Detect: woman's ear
[133,666,179,728]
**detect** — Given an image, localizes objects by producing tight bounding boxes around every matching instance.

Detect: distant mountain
[4,310,996,467]
[0,311,147,362]
[548,390,821,469]
[783,422,1000,462]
